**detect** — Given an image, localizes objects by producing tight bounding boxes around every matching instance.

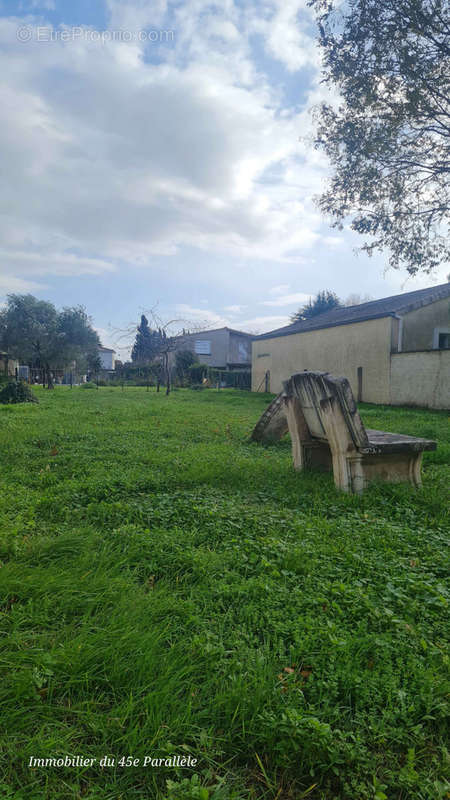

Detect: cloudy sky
[0,0,447,357]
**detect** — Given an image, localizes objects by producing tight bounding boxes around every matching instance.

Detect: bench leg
[330,452,352,492]
[318,403,353,491]
[349,455,365,495]
[332,455,365,494]
[284,395,309,471]
[409,453,423,488]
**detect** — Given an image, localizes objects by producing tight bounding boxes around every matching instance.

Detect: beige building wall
[390,351,450,409]
[401,297,450,351]
[252,317,393,403]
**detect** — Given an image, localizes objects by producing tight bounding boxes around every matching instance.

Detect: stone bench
[279,371,436,493]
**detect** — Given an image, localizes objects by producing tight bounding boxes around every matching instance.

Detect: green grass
[0,387,448,800]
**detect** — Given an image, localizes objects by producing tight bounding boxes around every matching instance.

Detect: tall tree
[0,295,58,386]
[131,315,162,364]
[57,306,101,372]
[290,290,341,322]
[310,0,450,276]
[0,295,100,387]
[129,313,187,395]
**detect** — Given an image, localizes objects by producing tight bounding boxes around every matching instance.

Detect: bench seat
[362,430,437,455]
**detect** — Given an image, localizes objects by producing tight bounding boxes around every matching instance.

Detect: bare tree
[344,293,374,307]
[111,306,211,395]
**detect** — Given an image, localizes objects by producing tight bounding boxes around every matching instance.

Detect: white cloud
[237,313,290,333]
[261,291,310,307]
[0,274,45,294]
[0,4,329,291]
[0,250,115,277]
[224,304,246,313]
[105,0,168,30]
[20,0,56,9]
[269,284,290,294]
[249,0,319,72]
[174,304,229,329]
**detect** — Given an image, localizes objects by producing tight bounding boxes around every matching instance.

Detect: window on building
[433,328,450,349]
[195,340,211,355]
[438,332,450,350]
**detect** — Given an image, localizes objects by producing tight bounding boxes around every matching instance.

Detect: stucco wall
[390,350,450,409]
[252,317,393,403]
[401,297,450,351]
[179,330,252,368]
[99,350,115,370]
[182,330,230,368]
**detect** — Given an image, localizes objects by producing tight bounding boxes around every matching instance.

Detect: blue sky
[0,0,447,358]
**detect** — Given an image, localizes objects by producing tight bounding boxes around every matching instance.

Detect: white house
[99,346,116,370]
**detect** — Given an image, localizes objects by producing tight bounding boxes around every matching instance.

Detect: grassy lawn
[0,386,448,800]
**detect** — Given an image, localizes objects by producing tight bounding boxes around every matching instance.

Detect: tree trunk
[46,364,54,389]
[164,353,170,396]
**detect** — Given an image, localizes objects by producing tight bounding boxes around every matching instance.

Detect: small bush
[188,363,208,383]
[175,350,198,383]
[80,382,97,390]
[0,381,38,404]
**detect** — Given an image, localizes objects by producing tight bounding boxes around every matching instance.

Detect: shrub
[0,381,38,404]
[175,350,198,383]
[188,363,208,383]
[80,382,97,390]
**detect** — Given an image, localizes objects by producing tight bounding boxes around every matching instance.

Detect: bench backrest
[283,371,369,449]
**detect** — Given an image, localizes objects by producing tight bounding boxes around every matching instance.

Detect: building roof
[184,326,253,338]
[254,282,450,341]
[99,346,116,353]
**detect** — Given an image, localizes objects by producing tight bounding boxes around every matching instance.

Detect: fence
[207,369,251,390]
[13,364,252,391]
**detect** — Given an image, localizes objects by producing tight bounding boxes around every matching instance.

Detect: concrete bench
[282,371,436,493]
